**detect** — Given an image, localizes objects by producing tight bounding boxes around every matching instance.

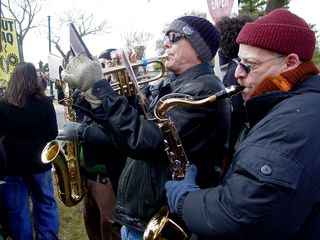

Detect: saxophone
[143,85,244,240]
[41,84,85,207]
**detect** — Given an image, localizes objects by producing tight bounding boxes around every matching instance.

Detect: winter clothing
[165,164,200,214]
[176,73,320,239]
[0,95,59,239]
[73,94,126,240]
[236,8,316,61]
[62,53,103,92]
[166,16,221,62]
[91,62,229,232]
[56,121,86,141]
[0,96,58,174]
[99,49,117,60]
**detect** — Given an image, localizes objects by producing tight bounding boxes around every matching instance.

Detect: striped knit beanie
[236,8,316,61]
[166,16,221,63]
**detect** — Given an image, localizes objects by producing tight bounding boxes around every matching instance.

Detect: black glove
[56,122,87,141]
[165,164,200,215]
[61,53,103,92]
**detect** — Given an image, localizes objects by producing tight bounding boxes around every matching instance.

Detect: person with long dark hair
[0,62,59,239]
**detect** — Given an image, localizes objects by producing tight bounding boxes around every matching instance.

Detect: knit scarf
[252,61,319,98]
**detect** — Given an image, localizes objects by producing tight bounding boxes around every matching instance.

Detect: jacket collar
[245,75,320,127]
[169,62,214,88]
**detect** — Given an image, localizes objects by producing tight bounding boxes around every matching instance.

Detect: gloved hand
[81,88,102,109]
[56,122,87,141]
[165,164,200,215]
[61,53,103,92]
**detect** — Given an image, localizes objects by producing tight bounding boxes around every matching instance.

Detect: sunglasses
[164,32,185,44]
[233,56,284,74]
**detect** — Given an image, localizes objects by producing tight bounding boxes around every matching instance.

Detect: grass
[55,189,87,240]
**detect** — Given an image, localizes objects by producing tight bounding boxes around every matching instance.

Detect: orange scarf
[252,61,319,98]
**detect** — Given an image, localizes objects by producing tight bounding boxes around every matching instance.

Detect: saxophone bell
[42,140,84,207]
[41,83,85,207]
[143,206,188,240]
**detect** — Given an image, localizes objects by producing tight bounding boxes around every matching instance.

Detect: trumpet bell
[102,57,166,96]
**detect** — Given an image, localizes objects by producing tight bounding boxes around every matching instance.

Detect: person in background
[56,66,65,105]
[98,48,117,83]
[165,8,320,240]
[215,15,255,161]
[61,15,229,239]
[38,71,48,92]
[0,62,59,239]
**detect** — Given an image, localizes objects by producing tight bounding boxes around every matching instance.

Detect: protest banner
[0,17,20,87]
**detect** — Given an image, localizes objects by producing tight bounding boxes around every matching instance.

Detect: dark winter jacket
[0,96,58,175]
[92,63,230,231]
[181,75,320,240]
[73,95,126,192]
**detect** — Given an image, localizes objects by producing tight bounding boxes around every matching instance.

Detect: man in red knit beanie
[165,8,320,239]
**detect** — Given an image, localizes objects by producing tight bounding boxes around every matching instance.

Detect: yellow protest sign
[0,17,20,87]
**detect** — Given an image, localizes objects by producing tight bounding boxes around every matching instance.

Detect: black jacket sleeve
[92,80,166,161]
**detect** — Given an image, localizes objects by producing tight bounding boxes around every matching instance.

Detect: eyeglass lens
[165,32,184,44]
[233,58,250,73]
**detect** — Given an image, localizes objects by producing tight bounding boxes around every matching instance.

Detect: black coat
[73,95,127,193]
[0,96,58,175]
[92,63,230,231]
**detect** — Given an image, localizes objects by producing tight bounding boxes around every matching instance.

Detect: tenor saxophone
[143,85,244,240]
[41,84,85,207]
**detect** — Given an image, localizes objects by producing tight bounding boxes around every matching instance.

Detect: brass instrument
[143,85,244,240]
[41,84,85,207]
[103,57,165,96]
[47,58,165,97]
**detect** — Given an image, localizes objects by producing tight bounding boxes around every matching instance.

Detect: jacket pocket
[236,144,303,190]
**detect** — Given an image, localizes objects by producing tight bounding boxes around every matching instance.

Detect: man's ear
[285,53,301,71]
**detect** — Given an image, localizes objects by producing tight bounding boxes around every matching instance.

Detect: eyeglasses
[233,56,284,74]
[164,32,185,44]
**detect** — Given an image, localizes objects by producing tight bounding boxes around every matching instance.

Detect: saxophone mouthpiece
[215,85,244,100]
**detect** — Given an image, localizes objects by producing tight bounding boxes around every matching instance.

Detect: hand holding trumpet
[61,53,103,92]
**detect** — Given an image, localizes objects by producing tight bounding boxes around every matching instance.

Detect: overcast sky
[20,0,320,67]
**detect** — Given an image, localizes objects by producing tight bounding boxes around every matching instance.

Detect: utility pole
[48,16,54,98]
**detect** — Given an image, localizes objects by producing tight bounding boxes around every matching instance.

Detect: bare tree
[121,31,153,59]
[51,9,109,66]
[1,0,44,61]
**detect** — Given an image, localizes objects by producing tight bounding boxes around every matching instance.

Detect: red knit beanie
[236,8,316,61]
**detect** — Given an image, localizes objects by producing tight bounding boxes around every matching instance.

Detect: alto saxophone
[143,85,244,240]
[41,84,85,207]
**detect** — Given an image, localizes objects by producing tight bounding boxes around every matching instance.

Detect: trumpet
[103,57,166,96]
